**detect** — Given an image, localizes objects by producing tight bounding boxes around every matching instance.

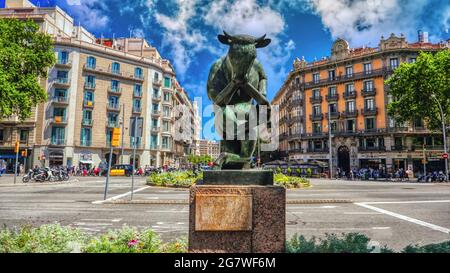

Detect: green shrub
[147,171,203,188]
[274,173,310,189]
[0,223,88,253]
[287,233,393,253]
[402,241,450,253]
[306,168,312,178]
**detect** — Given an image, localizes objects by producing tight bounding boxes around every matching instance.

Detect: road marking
[362,200,450,205]
[112,218,122,222]
[344,212,382,215]
[355,202,450,235]
[92,186,151,204]
[371,227,391,230]
[156,222,164,225]
[145,210,187,213]
[73,222,113,227]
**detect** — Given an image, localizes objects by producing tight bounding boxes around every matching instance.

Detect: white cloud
[63,0,109,30]
[305,0,450,46]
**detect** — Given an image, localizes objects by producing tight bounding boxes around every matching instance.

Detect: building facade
[0,0,199,170]
[273,33,449,175]
[194,140,220,160]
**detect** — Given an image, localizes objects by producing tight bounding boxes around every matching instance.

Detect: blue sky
[1,0,449,139]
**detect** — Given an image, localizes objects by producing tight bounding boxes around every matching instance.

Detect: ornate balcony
[108,86,122,95]
[310,96,323,104]
[361,107,378,116]
[107,103,120,112]
[310,113,324,121]
[326,94,339,102]
[344,91,357,100]
[361,88,376,97]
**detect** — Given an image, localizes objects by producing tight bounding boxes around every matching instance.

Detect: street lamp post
[432,94,448,181]
[328,106,333,180]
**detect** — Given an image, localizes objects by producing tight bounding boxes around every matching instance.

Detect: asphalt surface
[0,175,449,250]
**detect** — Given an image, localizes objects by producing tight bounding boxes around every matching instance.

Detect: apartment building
[273,33,449,175]
[0,0,199,170]
[194,140,220,160]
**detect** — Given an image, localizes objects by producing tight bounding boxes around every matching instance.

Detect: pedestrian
[0,159,6,177]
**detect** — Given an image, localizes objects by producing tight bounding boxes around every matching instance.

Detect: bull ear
[218,35,231,45]
[256,38,271,48]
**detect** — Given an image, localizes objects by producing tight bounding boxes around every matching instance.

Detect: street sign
[14,142,20,153]
[130,117,144,137]
[443,153,449,159]
[111,128,121,147]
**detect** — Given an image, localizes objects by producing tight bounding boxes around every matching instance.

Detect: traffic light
[21,150,27,157]
[14,141,20,153]
[111,128,121,147]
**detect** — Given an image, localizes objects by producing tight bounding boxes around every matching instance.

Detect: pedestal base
[188,185,286,253]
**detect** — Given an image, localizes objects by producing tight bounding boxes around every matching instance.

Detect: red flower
[128,239,139,247]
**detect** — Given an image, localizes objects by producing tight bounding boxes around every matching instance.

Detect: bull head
[218,31,271,79]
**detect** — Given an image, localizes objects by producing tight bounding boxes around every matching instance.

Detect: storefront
[412,158,445,174]
[0,149,31,173]
[359,159,386,170]
[48,149,64,167]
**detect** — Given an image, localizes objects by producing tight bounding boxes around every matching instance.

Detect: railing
[344,91,357,99]
[307,147,329,153]
[310,113,324,121]
[326,112,340,120]
[151,127,160,132]
[341,110,358,118]
[106,121,119,128]
[55,78,70,86]
[391,145,407,151]
[83,64,144,82]
[326,94,339,102]
[80,140,92,147]
[107,103,120,111]
[361,88,377,97]
[108,86,122,94]
[358,146,386,152]
[52,116,67,124]
[361,107,378,116]
[50,138,66,146]
[82,119,93,126]
[153,79,162,86]
[152,95,162,101]
[83,100,95,108]
[56,59,72,67]
[412,145,445,151]
[152,110,161,116]
[84,82,96,90]
[133,107,142,114]
[133,91,143,98]
[310,96,323,104]
[52,96,69,104]
[304,68,385,89]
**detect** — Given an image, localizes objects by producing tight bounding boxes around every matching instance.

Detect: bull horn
[223,31,233,39]
[256,34,267,42]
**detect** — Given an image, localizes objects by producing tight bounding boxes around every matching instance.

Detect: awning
[0,155,16,159]
[79,160,93,164]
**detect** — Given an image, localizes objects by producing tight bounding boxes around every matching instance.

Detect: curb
[102,199,353,205]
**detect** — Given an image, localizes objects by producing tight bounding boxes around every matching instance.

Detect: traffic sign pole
[13,142,19,184]
[104,128,121,200]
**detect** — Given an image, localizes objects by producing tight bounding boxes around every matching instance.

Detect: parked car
[110,164,133,177]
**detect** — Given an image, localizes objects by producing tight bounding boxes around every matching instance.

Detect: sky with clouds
[1,0,449,138]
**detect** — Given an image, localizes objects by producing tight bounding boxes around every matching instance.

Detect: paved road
[0,175,449,250]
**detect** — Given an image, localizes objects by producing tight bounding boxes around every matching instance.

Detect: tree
[0,19,55,120]
[386,50,450,131]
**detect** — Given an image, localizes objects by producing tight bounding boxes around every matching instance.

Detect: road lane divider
[92,186,151,204]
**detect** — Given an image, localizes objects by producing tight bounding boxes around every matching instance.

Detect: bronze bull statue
[207,31,272,169]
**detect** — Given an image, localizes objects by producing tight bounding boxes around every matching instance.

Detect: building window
[313,105,321,115]
[330,121,338,133]
[328,86,337,96]
[312,89,320,98]
[346,101,355,112]
[111,80,120,92]
[345,83,355,94]
[135,67,143,79]
[152,119,158,128]
[363,80,374,91]
[54,89,67,101]
[313,123,322,134]
[154,72,159,82]
[163,121,170,132]
[329,103,338,113]
[162,136,170,149]
[164,92,171,102]
[51,127,65,145]
[313,73,320,84]
[111,62,121,74]
[134,84,142,97]
[163,106,170,117]
[58,51,69,64]
[365,98,375,111]
[164,77,171,88]
[84,91,94,104]
[365,118,376,131]
[80,128,91,146]
[107,113,118,127]
[86,56,96,69]
[19,130,28,143]
[152,103,159,113]
[151,135,158,149]
[133,99,141,112]
[363,62,372,74]
[153,88,160,98]
[53,108,66,122]
[0,129,3,142]
[346,120,356,132]
[57,70,68,82]
[409,58,416,63]
[328,70,336,80]
[82,110,92,124]
[85,75,96,88]
[108,96,119,109]
[390,58,399,69]
[345,66,353,77]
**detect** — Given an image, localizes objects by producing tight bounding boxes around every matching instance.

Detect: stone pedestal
[189,177,286,253]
